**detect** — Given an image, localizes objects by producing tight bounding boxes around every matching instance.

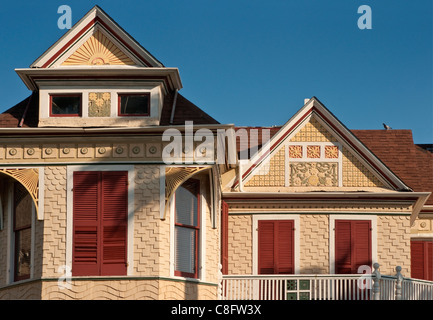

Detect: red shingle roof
[352,129,433,205]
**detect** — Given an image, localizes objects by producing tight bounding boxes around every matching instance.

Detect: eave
[15,67,183,93]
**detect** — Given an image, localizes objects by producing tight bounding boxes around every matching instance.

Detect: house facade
[0,6,431,300]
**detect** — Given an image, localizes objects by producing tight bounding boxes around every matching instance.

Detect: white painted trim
[6,183,12,284]
[159,165,166,220]
[37,167,45,220]
[410,233,433,239]
[66,164,135,276]
[252,214,300,275]
[329,215,378,274]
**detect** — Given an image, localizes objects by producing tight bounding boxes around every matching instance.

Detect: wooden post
[395,266,403,300]
[372,263,381,300]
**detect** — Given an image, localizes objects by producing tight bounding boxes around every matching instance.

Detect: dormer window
[118,93,150,116]
[50,94,82,117]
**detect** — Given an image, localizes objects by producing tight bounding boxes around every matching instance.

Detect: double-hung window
[174,179,200,278]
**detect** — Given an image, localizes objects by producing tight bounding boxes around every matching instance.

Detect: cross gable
[235,97,411,191]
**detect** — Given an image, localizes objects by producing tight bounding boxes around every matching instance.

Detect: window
[335,220,372,274]
[118,93,150,116]
[72,171,128,276]
[174,179,200,278]
[50,94,82,116]
[411,240,433,281]
[258,220,294,274]
[13,182,33,281]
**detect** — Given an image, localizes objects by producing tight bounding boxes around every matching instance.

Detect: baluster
[395,266,403,300]
[372,263,381,300]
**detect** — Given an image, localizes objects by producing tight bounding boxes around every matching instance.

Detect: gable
[31,6,163,68]
[239,98,409,191]
[61,30,135,66]
[244,114,384,188]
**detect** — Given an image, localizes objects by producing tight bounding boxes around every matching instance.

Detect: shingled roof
[352,129,433,205]
[0,91,39,128]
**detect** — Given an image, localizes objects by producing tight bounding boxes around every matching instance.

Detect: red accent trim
[49,93,82,117]
[42,19,96,68]
[41,16,154,68]
[221,201,229,275]
[118,93,150,117]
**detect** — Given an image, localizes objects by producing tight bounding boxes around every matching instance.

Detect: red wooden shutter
[258,220,294,274]
[101,171,128,276]
[335,220,371,274]
[72,171,99,276]
[276,221,294,274]
[221,201,229,275]
[72,171,128,276]
[411,240,433,281]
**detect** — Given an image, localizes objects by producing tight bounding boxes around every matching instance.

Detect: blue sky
[0,1,432,143]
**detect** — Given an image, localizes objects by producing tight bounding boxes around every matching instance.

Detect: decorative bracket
[162,166,209,220]
[0,168,39,215]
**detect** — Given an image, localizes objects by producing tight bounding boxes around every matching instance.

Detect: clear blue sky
[0,0,432,143]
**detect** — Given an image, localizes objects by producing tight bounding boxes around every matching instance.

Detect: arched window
[174,179,200,278]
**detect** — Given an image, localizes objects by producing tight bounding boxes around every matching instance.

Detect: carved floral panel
[88,92,111,117]
[289,162,338,187]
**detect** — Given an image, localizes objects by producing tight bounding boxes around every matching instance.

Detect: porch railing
[221,264,433,300]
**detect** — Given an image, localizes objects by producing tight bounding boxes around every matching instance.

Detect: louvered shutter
[101,171,128,276]
[258,220,294,274]
[72,171,99,276]
[335,220,371,274]
[221,201,229,275]
[72,171,128,276]
[411,240,433,281]
[428,242,433,281]
[276,221,294,274]
[258,221,274,274]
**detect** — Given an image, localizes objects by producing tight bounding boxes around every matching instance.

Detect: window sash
[174,179,200,278]
[50,94,82,117]
[118,93,150,116]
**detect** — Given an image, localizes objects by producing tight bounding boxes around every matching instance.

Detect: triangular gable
[235,97,411,191]
[31,6,163,68]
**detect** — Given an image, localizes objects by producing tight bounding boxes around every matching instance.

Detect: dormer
[15,6,182,128]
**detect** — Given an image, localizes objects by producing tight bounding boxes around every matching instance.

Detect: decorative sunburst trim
[62,30,135,66]
[0,168,39,213]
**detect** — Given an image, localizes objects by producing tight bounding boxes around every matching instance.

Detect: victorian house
[0,6,431,300]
